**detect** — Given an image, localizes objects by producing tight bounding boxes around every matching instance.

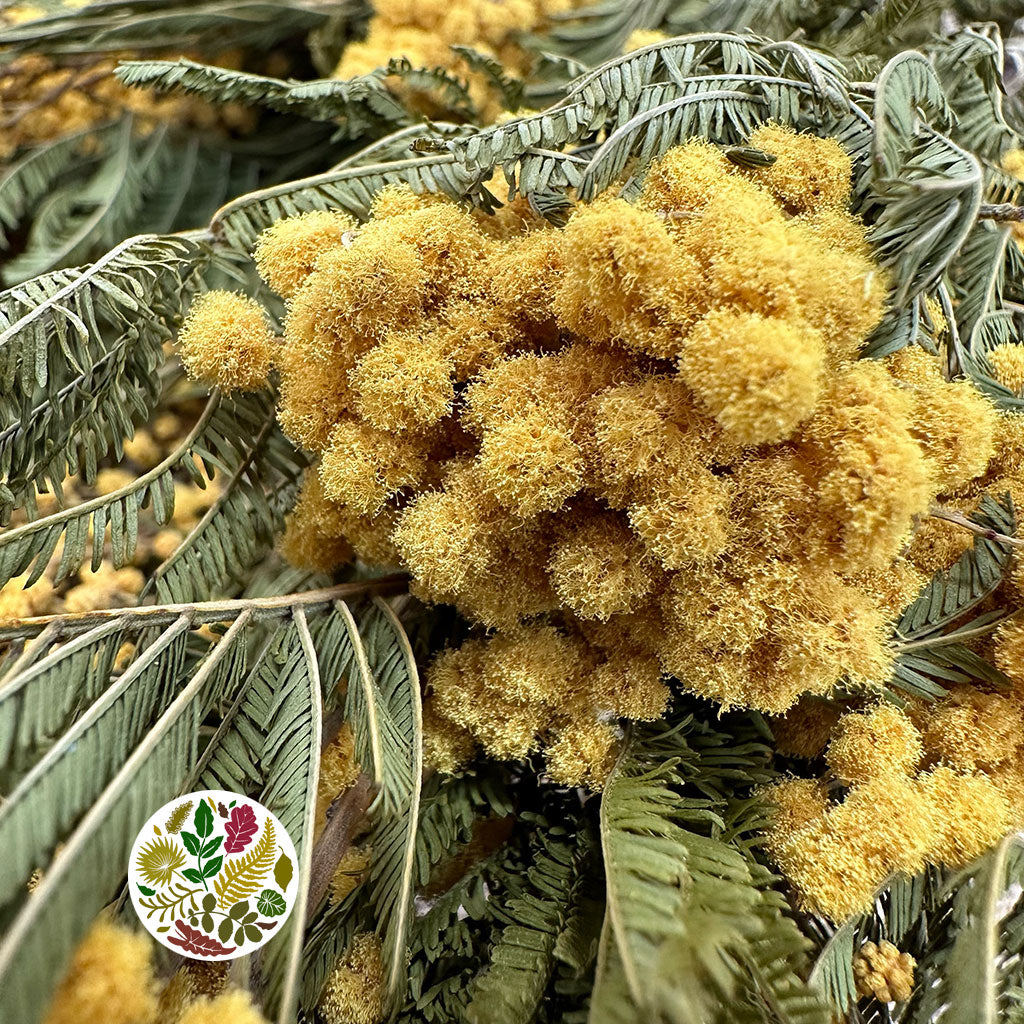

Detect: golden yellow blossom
[744,122,853,213]
[43,920,157,1024]
[316,723,361,836]
[177,991,270,1024]
[987,342,1024,394]
[545,717,619,788]
[254,210,356,299]
[177,291,276,393]
[853,941,916,1003]
[681,310,825,445]
[0,572,56,624]
[156,962,228,1022]
[319,932,386,1024]
[825,705,923,784]
[329,845,373,906]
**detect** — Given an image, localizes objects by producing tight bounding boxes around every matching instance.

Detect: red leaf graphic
[223,804,258,853]
[167,920,236,957]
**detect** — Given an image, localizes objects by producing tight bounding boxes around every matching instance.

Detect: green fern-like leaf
[0,613,251,1024]
[467,824,594,1024]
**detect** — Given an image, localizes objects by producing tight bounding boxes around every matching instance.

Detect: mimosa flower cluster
[178,126,1002,795]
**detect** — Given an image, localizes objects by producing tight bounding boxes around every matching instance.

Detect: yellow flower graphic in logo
[135,836,187,887]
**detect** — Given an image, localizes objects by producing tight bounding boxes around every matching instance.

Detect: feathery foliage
[5,5,1024,1024]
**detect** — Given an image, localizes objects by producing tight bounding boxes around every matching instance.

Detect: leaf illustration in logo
[136,836,187,887]
[213,818,276,908]
[167,920,236,957]
[194,800,214,839]
[273,852,293,890]
[137,884,156,896]
[200,836,223,858]
[217,801,228,818]
[181,832,200,856]
[223,804,258,853]
[256,889,287,917]
[202,855,224,879]
[165,800,193,834]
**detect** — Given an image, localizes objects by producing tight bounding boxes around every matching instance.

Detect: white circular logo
[128,789,298,960]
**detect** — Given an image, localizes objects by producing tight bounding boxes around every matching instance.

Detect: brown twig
[0,574,409,642]
[307,775,374,921]
[977,202,1024,223]
[928,506,1024,548]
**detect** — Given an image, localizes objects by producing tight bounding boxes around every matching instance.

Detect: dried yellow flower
[319,932,386,1024]
[826,705,923,784]
[853,941,916,1003]
[254,210,356,299]
[43,920,158,1024]
[177,291,276,393]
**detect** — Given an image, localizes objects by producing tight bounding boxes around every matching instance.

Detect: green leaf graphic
[273,852,292,890]
[200,837,223,858]
[194,801,214,839]
[229,900,250,919]
[202,855,223,879]
[202,894,216,912]
[257,890,287,917]
[180,832,200,856]
[182,868,204,884]
[218,918,233,942]
[136,884,156,896]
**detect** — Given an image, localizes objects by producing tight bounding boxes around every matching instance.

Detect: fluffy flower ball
[177,291,276,393]
[244,132,999,787]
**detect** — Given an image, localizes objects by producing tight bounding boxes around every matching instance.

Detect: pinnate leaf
[168,920,236,957]
[213,819,276,908]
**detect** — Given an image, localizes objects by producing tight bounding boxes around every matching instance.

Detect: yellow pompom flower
[349,329,455,433]
[825,705,923,784]
[315,723,361,836]
[318,933,386,1024]
[918,766,1011,866]
[918,687,1024,772]
[623,28,667,52]
[279,469,354,573]
[744,122,853,213]
[987,342,1024,394]
[319,418,432,516]
[552,196,699,359]
[768,698,843,759]
[681,310,826,445]
[545,717,619,788]
[253,210,356,299]
[177,291,276,393]
[178,991,270,1024]
[547,512,654,620]
[627,466,732,569]
[995,617,1024,692]
[43,920,158,1024]
[638,137,735,215]
[761,777,829,845]
[476,410,584,518]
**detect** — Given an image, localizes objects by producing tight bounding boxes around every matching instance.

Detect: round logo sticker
[128,790,297,960]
